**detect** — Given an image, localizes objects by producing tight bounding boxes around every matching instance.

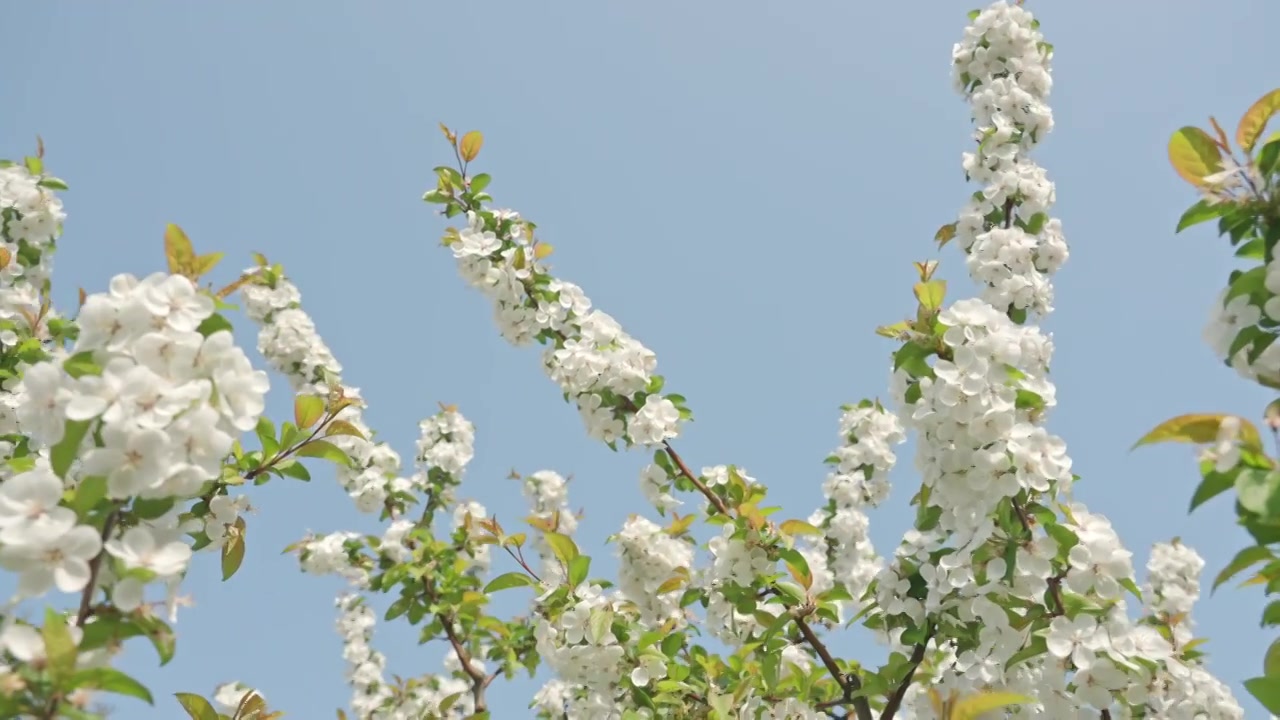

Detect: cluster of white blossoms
[1203,280,1280,385]
[871,3,1243,717]
[950,1,1068,317]
[449,210,682,447]
[0,163,65,352]
[614,515,693,628]
[240,272,409,514]
[533,584,626,702]
[900,299,1067,533]
[6,272,267,612]
[810,403,905,607]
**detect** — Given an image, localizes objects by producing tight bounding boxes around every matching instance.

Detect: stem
[76,510,119,626]
[879,626,933,720]
[41,510,121,718]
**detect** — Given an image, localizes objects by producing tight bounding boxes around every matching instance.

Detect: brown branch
[794,613,873,720]
[441,613,492,713]
[76,510,119,625]
[660,440,732,517]
[879,626,933,720]
[424,577,492,713]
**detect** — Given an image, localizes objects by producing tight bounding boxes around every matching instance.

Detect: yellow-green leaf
[656,575,687,594]
[1168,126,1223,186]
[914,280,946,311]
[42,609,77,682]
[460,131,484,163]
[1132,413,1263,452]
[779,519,822,537]
[175,693,220,720]
[191,252,225,280]
[950,691,1034,720]
[233,691,266,720]
[875,320,911,339]
[221,517,246,580]
[935,222,957,247]
[293,394,325,430]
[324,419,366,439]
[533,243,554,260]
[164,223,196,276]
[1238,88,1280,153]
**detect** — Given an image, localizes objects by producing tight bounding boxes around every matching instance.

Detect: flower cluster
[869,3,1242,716]
[448,210,686,448]
[533,584,625,697]
[950,1,1068,317]
[7,272,267,613]
[0,162,65,352]
[811,402,905,605]
[614,515,693,628]
[241,270,412,514]
[1204,283,1280,385]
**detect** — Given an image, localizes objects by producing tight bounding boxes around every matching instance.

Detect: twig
[879,626,934,720]
[424,578,492,713]
[660,440,732,517]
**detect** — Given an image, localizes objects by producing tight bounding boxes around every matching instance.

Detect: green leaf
[1191,464,1238,512]
[275,460,312,482]
[133,496,177,520]
[483,572,536,593]
[470,173,492,193]
[1236,469,1280,518]
[221,517,246,580]
[1261,600,1280,627]
[43,609,77,681]
[295,440,351,467]
[1214,545,1274,592]
[51,419,91,479]
[196,313,234,337]
[72,475,108,515]
[568,555,591,586]
[1119,577,1143,600]
[1176,199,1229,232]
[70,667,154,705]
[1266,637,1280,677]
[175,693,220,720]
[543,531,579,566]
[1259,135,1280,178]
[1245,676,1280,714]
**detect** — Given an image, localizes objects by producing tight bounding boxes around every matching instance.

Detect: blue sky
[6,1,1280,717]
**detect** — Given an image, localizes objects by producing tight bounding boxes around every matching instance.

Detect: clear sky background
[6,1,1280,717]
